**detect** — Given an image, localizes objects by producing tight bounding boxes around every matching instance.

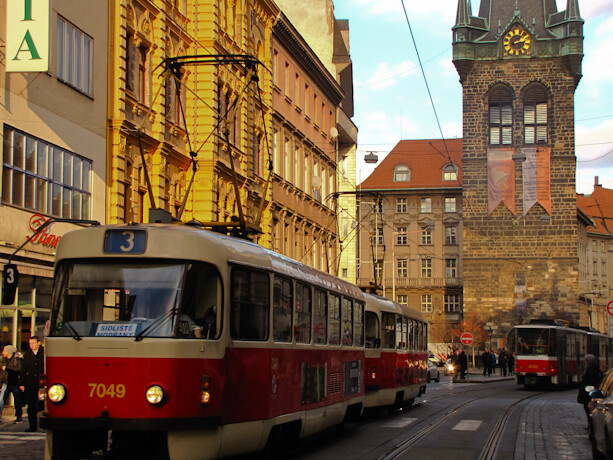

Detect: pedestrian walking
[499,349,508,377]
[459,350,468,379]
[508,352,515,375]
[0,349,7,419]
[20,336,44,432]
[577,354,602,427]
[491,351,498,375]
[481,349,491,377]
[2,344,23,423]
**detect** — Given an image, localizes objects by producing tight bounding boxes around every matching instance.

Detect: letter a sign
[6,0,50,72]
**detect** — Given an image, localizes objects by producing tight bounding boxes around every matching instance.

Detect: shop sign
[28,214,61,249]
[6,0,50,73]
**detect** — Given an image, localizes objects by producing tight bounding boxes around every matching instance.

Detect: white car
[427,359,441,383]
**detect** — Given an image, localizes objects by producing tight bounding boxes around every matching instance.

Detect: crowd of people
[446,348,516,379]
[0,336,45,432]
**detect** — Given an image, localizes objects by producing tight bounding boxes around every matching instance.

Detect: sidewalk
[0,406,43,433]
[452,369,516,384]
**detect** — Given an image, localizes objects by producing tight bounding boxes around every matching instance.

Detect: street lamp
[486,326,493,350]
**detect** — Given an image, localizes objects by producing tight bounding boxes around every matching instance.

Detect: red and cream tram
[41,223,428,459]
[364,293,428,409]
[514,320,612,388]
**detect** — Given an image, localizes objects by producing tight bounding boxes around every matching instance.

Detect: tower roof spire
[455,0,471,27]
[565,0,581,21]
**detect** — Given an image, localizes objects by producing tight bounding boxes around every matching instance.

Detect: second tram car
[514,320,613,388]
[41,223,429,459]
[363,294,428,409]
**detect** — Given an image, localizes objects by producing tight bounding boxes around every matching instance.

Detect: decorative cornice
[273,15,344,107]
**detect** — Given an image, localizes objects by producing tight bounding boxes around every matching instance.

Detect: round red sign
[460,332,474,345]
[607,300,613,317]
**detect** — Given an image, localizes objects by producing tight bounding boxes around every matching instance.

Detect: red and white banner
[522,147,551,216]
[488,149,516,215]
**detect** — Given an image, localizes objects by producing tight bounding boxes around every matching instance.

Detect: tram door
[556,332,566,384]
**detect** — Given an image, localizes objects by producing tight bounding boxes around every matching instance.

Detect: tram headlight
[48,384,66,403]
[146,385,165,405]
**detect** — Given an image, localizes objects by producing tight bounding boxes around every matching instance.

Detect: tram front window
[50,261,222,339]
[516,328,554,356]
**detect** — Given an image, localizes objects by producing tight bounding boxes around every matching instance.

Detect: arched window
[394,165,410,182]
[443,164,458,181]
[523,84,548,144]
[489,86,513,145]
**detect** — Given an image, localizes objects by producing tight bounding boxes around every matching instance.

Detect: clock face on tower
[503,28,532,55]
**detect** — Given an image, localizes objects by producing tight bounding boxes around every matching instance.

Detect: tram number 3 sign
[460,332,474,346]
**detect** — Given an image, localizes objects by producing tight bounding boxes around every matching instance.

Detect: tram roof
[55,223,364,299]
[363,292,425,322]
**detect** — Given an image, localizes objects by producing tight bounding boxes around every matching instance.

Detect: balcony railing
[357,277,463,289]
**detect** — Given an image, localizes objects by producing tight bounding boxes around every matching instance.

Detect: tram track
[378,384,549,460]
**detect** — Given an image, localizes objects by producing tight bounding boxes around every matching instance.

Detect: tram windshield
[515,327,554,356]
[50,260,222,339]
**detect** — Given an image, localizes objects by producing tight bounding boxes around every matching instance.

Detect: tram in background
[514,320,613,388]
[364,293,428,409]
[41,223,429,460]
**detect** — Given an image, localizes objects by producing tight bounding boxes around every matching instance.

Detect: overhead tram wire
[399,0,461,185]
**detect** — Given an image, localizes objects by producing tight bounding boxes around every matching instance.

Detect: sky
[332,0,613,195]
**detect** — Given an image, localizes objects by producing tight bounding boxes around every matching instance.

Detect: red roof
[577,185,613,236]
[360,138,463,190]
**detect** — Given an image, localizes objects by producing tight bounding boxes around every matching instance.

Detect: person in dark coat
[2,345,23,423]
[481,349,491,377]
[507,352,515,375]
[499,349,508,377]
[578,354,603,426]
[458,350,468,379]
[19,336,44,432]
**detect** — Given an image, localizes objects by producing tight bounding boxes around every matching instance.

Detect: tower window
[524,85,548,144]
[489,86,513,145]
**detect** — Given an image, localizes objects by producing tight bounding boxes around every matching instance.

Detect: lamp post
[486,326,493,350]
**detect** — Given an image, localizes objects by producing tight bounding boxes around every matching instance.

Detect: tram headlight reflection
[146,385,165,405]
[48,384,66,403]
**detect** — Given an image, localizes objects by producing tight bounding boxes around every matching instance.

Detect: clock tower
[452,1,586,340]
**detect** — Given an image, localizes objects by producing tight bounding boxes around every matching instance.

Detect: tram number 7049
[88,383,126,399]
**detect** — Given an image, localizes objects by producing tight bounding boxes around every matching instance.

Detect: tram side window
[418,322,423,351]
[354,301,364,347]
[273,277,293,342]
[396,316,403,349]
[381,312,395,349]
[230,268,269,341]
[341,297,353,346]
[179,263,222,340]
[313,289,327,344]
[295,283,311,344]
[329,295,340,345]
[423,323,428,351]
[365,311,380,348]
[407,319,414,350]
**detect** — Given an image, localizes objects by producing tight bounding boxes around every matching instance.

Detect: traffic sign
[460,332,474,345]
[607,300,613,317]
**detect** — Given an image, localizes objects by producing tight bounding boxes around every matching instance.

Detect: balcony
[357,277,463,289]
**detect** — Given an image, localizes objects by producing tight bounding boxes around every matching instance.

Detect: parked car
[587,369,613,459]
[427,359,440,383]
[444,358,456,376]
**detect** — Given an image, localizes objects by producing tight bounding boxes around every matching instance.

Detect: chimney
[595,176,600,188]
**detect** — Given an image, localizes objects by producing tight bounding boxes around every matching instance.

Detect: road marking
[452,419,482,431]
[382,417,418,428]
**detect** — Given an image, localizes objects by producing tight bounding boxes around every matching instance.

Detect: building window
[304,84,310,118]
[397,259,408,278]
[394,165,410,182]
[446,259,457,278]
[445,197,456,213]
[342,268,348,278]
[445,226,457,245]
[284,62,290,98]
[421,294,432,313]
[444,294,461,313]
[396,197,407,213]
[375,260,383,281]
[421,258,432,278]
[524,84,548,144]
[2,125,92,219]
[397,295,408,307]
[396,227,408,245]
[295,73,300,108]
[272,50,278,86]
[420,197,431,213]
[57,16,93,96]
[489,86,513,145]
[375,227,384,245]
[421,227,432,245]
[443,164,458,181]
